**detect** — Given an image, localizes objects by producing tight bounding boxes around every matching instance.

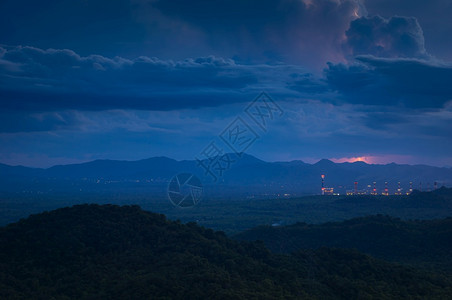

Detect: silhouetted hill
[1,205,452,299]
[46,156,195,179]
[235,214,452,271]
[1,155,451,195]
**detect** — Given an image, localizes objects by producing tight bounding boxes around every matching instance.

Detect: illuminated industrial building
[346,181,368,195]
[346,189,368,195]
[323,187,334,195]
[321,175,336,195]
[334,179,440,197]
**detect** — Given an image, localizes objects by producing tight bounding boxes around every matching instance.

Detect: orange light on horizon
[323,154,429,166]
[331,156,373,164]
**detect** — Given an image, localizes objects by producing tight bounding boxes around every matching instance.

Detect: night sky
[1,0,451,168]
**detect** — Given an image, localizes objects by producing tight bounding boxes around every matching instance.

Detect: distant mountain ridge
[1,154,451,194]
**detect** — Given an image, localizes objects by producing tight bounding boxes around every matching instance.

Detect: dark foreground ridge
[1,204,452,299]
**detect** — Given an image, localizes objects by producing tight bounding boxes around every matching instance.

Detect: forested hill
[235,215,452,271]
[1,205,452,299]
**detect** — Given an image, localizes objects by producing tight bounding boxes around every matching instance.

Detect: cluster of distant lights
[321,174,439,196]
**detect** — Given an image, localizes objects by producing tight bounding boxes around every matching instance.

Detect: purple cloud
[345,15,427,59]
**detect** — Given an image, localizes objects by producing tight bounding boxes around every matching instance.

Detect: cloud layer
[325,56,452,108]
[0,45,304,112]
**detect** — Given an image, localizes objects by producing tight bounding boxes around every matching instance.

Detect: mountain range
[1,154,451,195]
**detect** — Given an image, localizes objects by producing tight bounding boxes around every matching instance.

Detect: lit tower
[321,174,325,195]
[372,181,377,195]
[354,181,358,195]
[383,181,389,196]
[396,182,401,195]
[408,182,413,195]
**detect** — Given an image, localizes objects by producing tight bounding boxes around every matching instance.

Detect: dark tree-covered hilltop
[1,204,451,299]
[235,214,452,271]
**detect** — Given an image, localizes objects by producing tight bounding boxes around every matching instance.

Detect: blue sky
[0,0,451,167]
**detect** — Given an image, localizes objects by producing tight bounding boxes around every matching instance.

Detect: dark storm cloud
[345,15,427,58]
[0,0,368,67]
[0,0,145,57]
[148,0,366,66]
[0,45,305,112]
[325,56,452,108]
[322,13,452,109]
[151,0,365,39]
[363,0,452,61]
